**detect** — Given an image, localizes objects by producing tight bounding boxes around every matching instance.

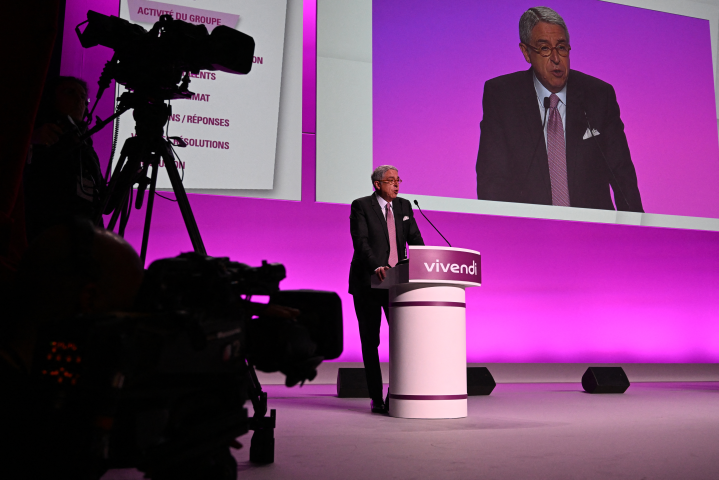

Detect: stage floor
[104,382,719,479]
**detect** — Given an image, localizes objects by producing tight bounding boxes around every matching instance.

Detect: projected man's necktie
[547,93,570,206]
[386,204,399,267]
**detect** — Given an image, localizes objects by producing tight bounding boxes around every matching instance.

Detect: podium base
[390,398,467,419]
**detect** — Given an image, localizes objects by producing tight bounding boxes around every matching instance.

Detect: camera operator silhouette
[24,76,105,243]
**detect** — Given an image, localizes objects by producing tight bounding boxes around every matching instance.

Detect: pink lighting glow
[58,0,719,364]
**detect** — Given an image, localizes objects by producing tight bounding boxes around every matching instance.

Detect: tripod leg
[245,361,275,464]
[249,410,275,465]
[107,189,129,231]
[160,145,206,255]
[246,363,268,418]
[118,188,133,237]
[94,150,129,226]
[140,161,160,266]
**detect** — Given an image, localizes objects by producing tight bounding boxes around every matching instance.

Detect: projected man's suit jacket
[476,68,643,212]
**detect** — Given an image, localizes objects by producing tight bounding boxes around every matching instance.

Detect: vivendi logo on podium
[408,246,481,286]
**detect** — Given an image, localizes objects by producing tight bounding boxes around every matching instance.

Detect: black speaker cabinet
[467,367,496,396]
[337,368,369,398]
[338,367,496,397]
[582,367,630,394]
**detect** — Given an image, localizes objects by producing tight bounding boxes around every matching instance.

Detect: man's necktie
[386,203,398,267]
[547,93,570,206]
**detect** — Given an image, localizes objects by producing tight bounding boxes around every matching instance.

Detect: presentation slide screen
[116,0,286,190]
[373,0,719,220]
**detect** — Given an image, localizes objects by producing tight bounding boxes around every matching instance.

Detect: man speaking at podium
[476,7,643,212]
[349,165,424,414]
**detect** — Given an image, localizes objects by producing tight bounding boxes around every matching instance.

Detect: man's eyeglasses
[379,178,402,185]
[524,43,571,57]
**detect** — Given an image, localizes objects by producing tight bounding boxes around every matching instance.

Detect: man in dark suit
[349,165,424,414]
[476,7,643,212]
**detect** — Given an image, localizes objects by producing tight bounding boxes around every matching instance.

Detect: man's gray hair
[371,165,398,189]
[519,7,569,45]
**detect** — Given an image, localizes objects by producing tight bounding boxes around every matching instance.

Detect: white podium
[371,246,481,419]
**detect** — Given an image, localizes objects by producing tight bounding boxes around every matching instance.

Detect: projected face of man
[520,22,570,93]
[374,169,400,202]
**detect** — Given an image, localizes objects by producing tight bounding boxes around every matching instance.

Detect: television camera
[32,253,343,480]
[73,10,256,262]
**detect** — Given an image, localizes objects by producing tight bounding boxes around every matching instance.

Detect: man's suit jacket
[476,68,643,212]
[349,194,424,295]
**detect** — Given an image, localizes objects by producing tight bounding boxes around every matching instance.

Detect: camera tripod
[94,98,205,264]
[94,95,278,469]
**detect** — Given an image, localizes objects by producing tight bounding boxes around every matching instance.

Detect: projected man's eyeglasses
[379,178,402,185]
[524,43,571,57]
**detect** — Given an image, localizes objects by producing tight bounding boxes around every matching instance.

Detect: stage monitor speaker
[467,367,496,396]
[582,367,630,394]
[337,368,369,398]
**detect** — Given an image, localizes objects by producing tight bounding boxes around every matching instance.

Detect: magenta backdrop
[59,0,719,363]
[117,195,719,363]
[373,0,719,219]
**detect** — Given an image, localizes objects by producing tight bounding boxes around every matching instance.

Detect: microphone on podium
[413,200,451,247]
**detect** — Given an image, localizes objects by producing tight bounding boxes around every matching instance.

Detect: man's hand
[31,123,63,146]
[375,266,391,282]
